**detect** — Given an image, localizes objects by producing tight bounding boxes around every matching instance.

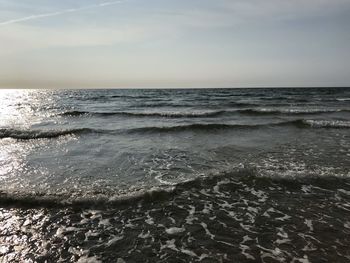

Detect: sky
[0,0,349,88]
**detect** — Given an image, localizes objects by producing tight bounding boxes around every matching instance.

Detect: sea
[0,87,349,262]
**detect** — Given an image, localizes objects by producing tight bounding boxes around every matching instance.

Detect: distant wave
[123,121,313,133]
[127,120,350,133]
[237,108,350,116]
[60,108,349,118]
[127,123,257,133]
[0,128,99,140]
[60,110,227,118]
[61,110,115,116]
[302,120,350,128]
[119,101,260,108]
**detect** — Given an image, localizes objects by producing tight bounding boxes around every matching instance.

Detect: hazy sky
[0,0,349,88]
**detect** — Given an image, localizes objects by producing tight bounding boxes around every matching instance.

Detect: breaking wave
[0,167,348,209]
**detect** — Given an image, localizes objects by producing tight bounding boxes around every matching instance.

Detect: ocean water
[0,88,349,262]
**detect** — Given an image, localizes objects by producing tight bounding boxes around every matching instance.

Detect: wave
[127,123,266,133]
[302,120,350,128]
[1,119,348,140]
[127,121,287,133]
[237,108,350,116]
[0,168,261,208]
[61,108,349,119]
[60,110,227,118]
[61,110,116,117]
[128,120,350,133]
[131,101,260,108]
[0,168,348,209]
[0,128,99,140]
[0,186,177,208]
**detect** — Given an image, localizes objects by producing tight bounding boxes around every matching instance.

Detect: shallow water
[0,88,349,262]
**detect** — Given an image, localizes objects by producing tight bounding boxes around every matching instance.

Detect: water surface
[0,88,349,262]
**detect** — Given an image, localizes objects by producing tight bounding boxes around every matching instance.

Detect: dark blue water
[0,88,349,262]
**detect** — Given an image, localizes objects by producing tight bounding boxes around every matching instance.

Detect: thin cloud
[0,0,124,26]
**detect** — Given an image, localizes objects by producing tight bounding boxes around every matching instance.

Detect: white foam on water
[80,218,89,224]
[227,211,243,221]
[338,189,350,195]
[301,185,312,194]
[68,247,85,257]
[267,208,278,213]
[277,227,288,239]
[198,253,210,261]
[304,219,314,231]
[98,218,111,227]
[180,248,197,257]
[138,230,151,239]
[258,245,287,262]
[304,119,350,128]
[106,235,124,247]
[240,223,257,234]
[86,210,102,220]
[56,226,80,238]
[245,212,256,224]
[160,239,178,252]
[245,187,268,202]
[240,235,255,260]
[124,218,138,228]
[155,174,178,186]
[276,214,292,221]
[145,212,154,225]
[247,206,259,214]
[77,255,102,263]
[199,189,212,197]
[263,211,271,218]
[242,235,253,243]
[276,238,290,245]
[240,244,255,260]
[69,247,101,263]
[185,205,197,224]
[311,186,333,193]
[202,202,213,214]
[200,222,215,239]
[217,240,235,247]
[213,179,230,197]
[84,230,100,241]
[168,216,176,224]
[291,255,311,263]
[276,228,291,245]
[165,227,185,235]
[302,242,317,252]
[0,245,10,254]
[218,200,233,209]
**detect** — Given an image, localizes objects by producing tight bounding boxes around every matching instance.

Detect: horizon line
[0,86,349,90]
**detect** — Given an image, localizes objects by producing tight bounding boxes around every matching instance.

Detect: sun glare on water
[0,90,55,188]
